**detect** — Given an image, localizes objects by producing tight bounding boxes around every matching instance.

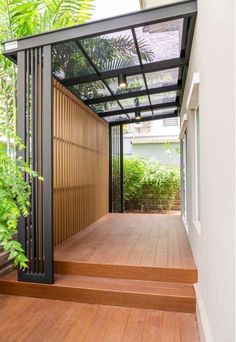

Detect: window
[195,107,200,221]
[163,117,179,127]
[182,130,188,225]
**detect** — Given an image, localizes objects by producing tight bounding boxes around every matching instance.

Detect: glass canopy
[50,3,196,124]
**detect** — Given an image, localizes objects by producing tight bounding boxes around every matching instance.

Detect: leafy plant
[124,157,180,212]
[124,157,146,209]
[141,162,180,211]
[0,141,43,269]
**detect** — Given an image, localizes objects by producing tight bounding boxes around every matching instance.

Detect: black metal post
[17,45,54,284]
[120,125,124,213]
[17,50,26,260]
[109,125,113,212]
[42,45,54,283]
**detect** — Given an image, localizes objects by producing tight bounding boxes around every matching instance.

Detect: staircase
[0,260,197,314]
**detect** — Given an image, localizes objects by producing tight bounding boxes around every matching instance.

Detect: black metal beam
[3,1,197,56]
[131,28,153,117]
[99,100,179,117]
[110,111,178,126]
[179,10,197,103]
[84,83,181,105]
[61,58,187,86]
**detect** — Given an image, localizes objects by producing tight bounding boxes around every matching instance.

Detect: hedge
[124,157,180,212]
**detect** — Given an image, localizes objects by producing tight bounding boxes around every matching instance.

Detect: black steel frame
[2,0,197,284]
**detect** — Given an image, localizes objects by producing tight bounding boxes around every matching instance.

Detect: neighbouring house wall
[180,1,235,341]
[126,141,180,166]
[53,81,109,246]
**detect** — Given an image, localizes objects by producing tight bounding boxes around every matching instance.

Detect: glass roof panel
[68,81,111,100]
[150,91,177,105]
[52,41,95,80]
[89,101,121,113]
[139,111,153,118]
[106,74,146,95]
[153,108,177,116]
[128,113,136,120]
[135,18,183,63]
[119,95,150,109]
[146,68,179,89]
[79,29,153,72]
[104,114,128,123]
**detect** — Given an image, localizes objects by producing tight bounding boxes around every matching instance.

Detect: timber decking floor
[55,213,196,270]
[0,294,200,342]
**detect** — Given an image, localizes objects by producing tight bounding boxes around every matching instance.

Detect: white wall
[140,0,183,9]
[181,1,235,341]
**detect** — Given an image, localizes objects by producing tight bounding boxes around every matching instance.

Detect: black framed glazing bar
[99,100,179,117]
[131,28,153,117]
[17,45,54,284]
[61,58,187,86]
[109,111,178,126]
[84,83,182,105]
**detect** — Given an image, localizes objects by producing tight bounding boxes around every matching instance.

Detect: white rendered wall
[180,1,235,341]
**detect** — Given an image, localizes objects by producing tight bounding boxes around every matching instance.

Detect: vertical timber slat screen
[17,46,53,284]
[53,80,109,246]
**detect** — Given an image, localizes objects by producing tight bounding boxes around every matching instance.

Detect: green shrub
[0,141,42,269]
[124,157,146,210]
[124,157,180,212]
[141,162,180,211]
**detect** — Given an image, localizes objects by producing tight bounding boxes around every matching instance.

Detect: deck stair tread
[54,260,197,284]
[0,271,196,313]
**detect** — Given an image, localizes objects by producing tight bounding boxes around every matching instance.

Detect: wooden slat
[53,80,109,246]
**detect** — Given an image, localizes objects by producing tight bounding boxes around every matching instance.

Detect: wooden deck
[54,213,197,283]
[0,213,199,330]
[55,213,195,268]
[0,295,200,341]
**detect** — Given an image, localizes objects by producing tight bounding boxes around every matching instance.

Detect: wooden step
[0,271,196,313]
[0,263,15,277]
[0,251,10,267]
[54,260,197,284]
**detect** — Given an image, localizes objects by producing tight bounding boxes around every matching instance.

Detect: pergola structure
[3,0,197,283]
